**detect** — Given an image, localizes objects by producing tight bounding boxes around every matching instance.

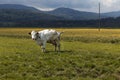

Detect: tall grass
[0,28,120,80]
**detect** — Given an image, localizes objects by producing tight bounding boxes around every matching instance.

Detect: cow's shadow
[45,50,73,53]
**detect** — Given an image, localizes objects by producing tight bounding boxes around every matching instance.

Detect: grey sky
[0,0,120,13]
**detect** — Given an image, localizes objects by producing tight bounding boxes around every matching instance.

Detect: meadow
[0,28,120,80]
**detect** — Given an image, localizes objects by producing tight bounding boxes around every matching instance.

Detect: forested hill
[44,7,100,20]
[0,4,120,28]
[0,4,65,26]
[0,4,40,12]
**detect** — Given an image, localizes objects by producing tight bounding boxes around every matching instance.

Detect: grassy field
[0,28,120,80]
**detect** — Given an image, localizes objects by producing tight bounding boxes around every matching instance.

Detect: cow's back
[39,29,58,40]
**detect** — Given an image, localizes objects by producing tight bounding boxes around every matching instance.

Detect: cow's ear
[28,32,31,35]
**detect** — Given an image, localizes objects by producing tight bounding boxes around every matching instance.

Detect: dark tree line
[1,18,120,28]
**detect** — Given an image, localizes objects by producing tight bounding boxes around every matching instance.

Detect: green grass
[0,28,120,80]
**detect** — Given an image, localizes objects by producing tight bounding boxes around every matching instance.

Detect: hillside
[0,4,40,12]
[45,7,102,20]
[0,4,64,23]
[0,4,108,21]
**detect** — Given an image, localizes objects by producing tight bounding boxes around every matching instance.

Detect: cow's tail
[60,32,64,34]
[58,31,64,40]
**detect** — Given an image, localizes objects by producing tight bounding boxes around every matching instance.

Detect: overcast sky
[0,0,120,13]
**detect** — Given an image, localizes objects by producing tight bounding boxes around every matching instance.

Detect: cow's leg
[58,43,60,52]
[56,40,60,52]
[53,40,57,51]
[41,41,46,53]
[41,46,45,52]
[54,43,57,51]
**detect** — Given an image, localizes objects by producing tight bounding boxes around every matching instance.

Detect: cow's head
[28,31,39,40]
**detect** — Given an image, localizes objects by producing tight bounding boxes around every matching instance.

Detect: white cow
[29,29,63,52]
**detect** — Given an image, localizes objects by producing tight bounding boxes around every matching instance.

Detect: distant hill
[45,7,107,20]
[0,4,65,21]
[1,4,120,21]
[0,4,41,12]
[0,4,66,27]
[102,11,120,17]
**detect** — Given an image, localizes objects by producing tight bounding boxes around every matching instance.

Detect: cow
[28,29,63,52]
